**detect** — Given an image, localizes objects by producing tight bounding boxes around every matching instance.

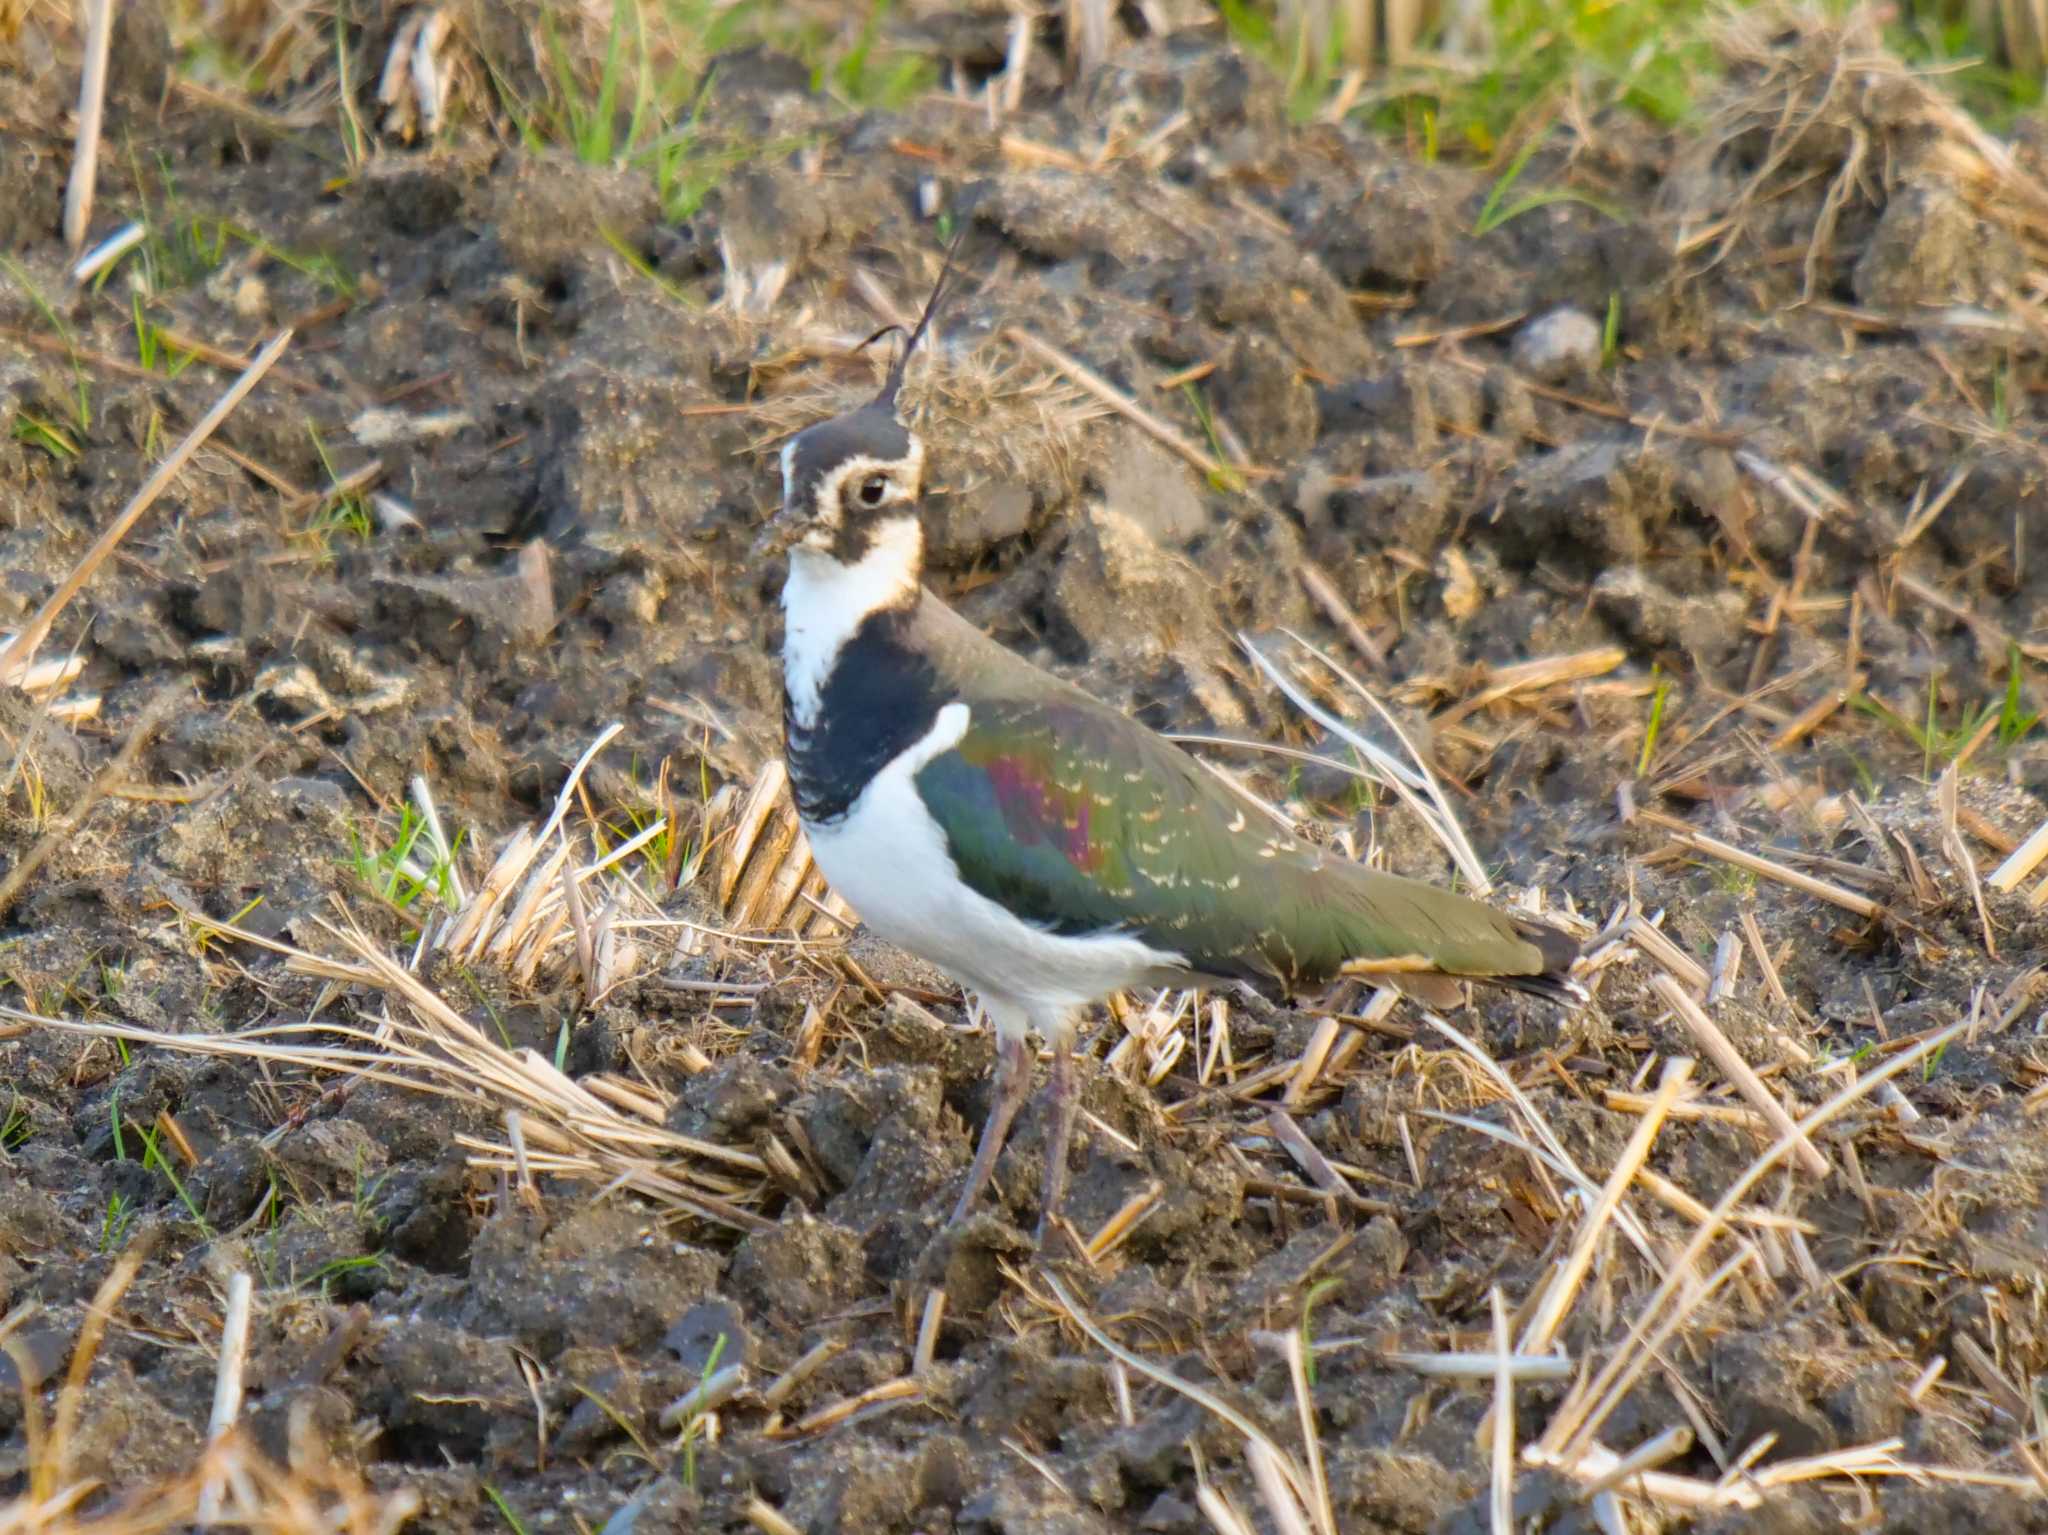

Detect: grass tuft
[1637,666,1672,779]
[1216,0,2040,158]
[1471,127,1624,234]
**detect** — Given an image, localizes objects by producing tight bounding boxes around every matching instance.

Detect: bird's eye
[857,475,889,507]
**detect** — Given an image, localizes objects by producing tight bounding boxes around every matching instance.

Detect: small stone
[1307,172,1454,287]
[1296,466,1450,555]
[1511,306,1603,383]
[0,1325,66,1395]
[1044,502,1216,674]
[1441,546,1482,620]
[0,568,44,618]
[268,776,353,821]
[1493,440,1654,570]
[1137,1491,1201,1529]
[231,273,270,320]
[726,1213,867,1326]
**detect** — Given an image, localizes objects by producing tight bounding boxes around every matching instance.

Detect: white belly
[800,703,1183,1030]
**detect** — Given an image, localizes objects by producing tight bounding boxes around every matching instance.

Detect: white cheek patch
[780,515,926,726]
[779,437,799,504]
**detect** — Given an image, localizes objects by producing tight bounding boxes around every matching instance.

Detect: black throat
[785,602,950,825]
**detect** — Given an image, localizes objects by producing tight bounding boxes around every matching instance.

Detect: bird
[757,245,1579,1245]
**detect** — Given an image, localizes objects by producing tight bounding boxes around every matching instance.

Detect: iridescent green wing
[910,694,1263,980]
[912,694,1554,989]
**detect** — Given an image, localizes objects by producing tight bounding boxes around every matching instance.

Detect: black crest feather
[874,219,972,412]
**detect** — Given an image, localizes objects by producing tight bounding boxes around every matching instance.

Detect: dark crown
[783,406,917,507]
[783,222,972,484]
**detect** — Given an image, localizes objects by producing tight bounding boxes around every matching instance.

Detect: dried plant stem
[1652,976,1829,1177]
[1268,1109,1387,1211]
[1245,630,1491,893]
[196,1271,254,1523]
[1380,1349,1574,1380]
[1989,813,2048,892]
[45,1238,151,1502]
[913,1289,946,1376]
[1065,0,1112,70]
[1666,829,1881,919]
[5,903,776,1234]
[1766,677,1860,752]
[1003,327,1229,480]
[1624,914,1709,994]
[1538,1023,1960,1464]
[1084,1182,1164,1260]
[1433,647,1626,729]
[0,688,179,919]
[63,0,115,250]
[1490,1288,1514,1535]
[745,1499,805,1535]
[1576,1424,1695,1498]
[1295,563,1386,670]
[1043,1273,1325,1519]
[1521,1057,1693,1355]
[775,1376,922,1438]
[1738,909,1794,1012]
[0,331,293,686]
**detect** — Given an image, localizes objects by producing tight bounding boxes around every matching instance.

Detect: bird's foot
[1031,1032,1079,1256]
[949,1031,1032,1225]
[1229,980,1289,1025]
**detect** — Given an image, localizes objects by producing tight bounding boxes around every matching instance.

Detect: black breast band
[786,607,948,824]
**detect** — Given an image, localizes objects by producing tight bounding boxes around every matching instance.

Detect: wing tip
[1515,919,1581,973]
[1498,970,1589,1007]
[1508,920,1586,1008]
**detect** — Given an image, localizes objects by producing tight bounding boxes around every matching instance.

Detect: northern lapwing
[757,247,1579,1244]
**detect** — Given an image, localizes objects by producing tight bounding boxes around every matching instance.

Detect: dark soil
[6,6,2048,1532]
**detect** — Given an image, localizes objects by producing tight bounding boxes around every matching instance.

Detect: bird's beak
[751,505,804,561]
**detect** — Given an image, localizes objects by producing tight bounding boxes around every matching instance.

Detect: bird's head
[755,227,967,579]
[762,400,928,567]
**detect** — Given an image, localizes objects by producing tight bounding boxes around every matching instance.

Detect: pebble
[1512,306,1604,383]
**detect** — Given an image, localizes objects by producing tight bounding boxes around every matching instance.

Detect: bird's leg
[1034,1023,1078,1250]
[951,1030,1031,1223]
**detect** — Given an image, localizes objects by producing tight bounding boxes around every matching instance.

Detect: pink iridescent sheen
[981,756,1103,873]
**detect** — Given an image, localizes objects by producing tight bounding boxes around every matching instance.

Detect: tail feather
[1515,920,1581,976]
[1377,920,1583,1011]
[1501,919,1584,1006]
[1495,969,1587,1006]
[1304,861,1585,1009]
